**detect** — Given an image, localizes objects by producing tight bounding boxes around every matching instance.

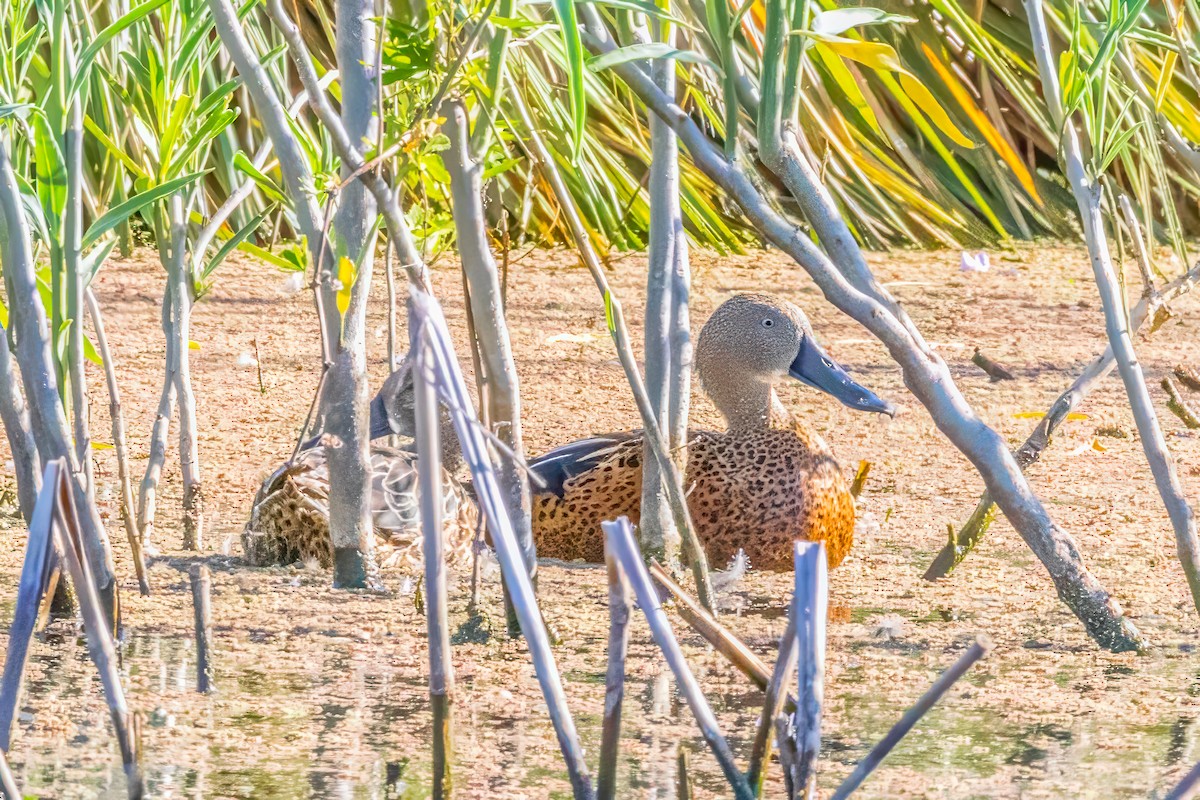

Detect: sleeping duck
[243,357,477,571]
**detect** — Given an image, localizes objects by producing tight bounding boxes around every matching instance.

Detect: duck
[528,293,894,571]
[243,356,477,572]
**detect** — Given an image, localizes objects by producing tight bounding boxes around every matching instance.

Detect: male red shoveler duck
[528,293,893,571]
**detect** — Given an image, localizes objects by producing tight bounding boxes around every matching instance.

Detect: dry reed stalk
[413,336,455,798]
[774,714,800,799]
[190,565,215,694]
[1026,0,1200,618]
[442,97,533,636]
[0,464,58,750]
[49,461,143,796]
[0,747,21,799]
[603,517,754,800]
[506,79,715,612]
[747,617,797,794]
[791,542,827,798]
[410,294,594,796]
[648,560,770,688]
[926,260,1200,580]
[1165,761,1200,800]
[597,539,633,800]
[85,289,148,595]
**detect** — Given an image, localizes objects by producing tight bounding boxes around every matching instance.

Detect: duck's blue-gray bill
[788,338,895,416]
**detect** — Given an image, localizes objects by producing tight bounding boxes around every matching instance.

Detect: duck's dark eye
[761,318,774,328]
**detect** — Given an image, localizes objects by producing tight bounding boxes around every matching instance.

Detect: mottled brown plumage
[244,359,477,572]
[530,294,892,571]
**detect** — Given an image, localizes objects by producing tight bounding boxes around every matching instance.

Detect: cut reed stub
[1174,364,1200,393]
[791,541,828,798]
[602,516,755,800]
[1162,376,1200,429]
[675,744,694,800]
[597,539,632,800]
[190,565,215,694]
[850,460,872,499]
[971,347,1016,381]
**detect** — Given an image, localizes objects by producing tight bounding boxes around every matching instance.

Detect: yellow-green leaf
[814,35,904,73]
[813,45,883,138]
[896,72,974,149]
[83,335,103,366]
[336,256,356,320]
[815,35,972,149]
[1012,411,1089,420]
[1154,51,1178,111]
[602,289,616,336]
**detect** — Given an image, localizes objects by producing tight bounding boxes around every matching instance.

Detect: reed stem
[190,565,215,694]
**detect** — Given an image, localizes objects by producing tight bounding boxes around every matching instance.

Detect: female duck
[244,358,476,571]
[529,294,893,571]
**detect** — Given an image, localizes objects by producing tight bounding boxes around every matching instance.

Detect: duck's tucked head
[696,294,894,427]
[367,355,465,472]
[369,358,417,440]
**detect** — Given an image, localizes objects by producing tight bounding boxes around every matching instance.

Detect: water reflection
[4,599,1199,799]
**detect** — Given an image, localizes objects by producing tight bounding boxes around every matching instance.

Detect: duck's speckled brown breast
[531,421,855,571]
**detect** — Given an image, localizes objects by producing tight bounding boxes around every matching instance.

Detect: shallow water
[4,574,1195,800]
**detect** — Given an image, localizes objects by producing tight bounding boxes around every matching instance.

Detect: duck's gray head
[696,294,894,422]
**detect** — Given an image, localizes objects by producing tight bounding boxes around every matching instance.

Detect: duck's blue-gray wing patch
[529,432,640,499]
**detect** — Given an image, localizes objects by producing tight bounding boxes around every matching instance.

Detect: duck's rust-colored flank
[530,293,891,572]
[531,420,855,571]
